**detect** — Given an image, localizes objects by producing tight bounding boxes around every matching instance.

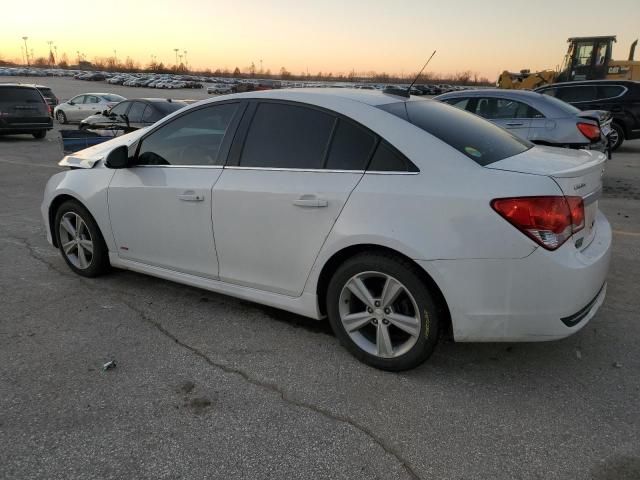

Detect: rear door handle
[506,122,524,127]
[293,194,328,208]
[178,191,204,202]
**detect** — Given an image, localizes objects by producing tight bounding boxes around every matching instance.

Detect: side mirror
[102,109,109,116]
[105,145,129,169]
[68,101,75,105]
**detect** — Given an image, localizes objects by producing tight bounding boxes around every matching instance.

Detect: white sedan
[41,89,611,371]
[54,93,126,124]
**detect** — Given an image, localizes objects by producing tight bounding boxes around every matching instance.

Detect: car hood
[58,127,149,169]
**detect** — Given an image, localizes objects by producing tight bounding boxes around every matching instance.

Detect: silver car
[435,89,611,153]
[54,93,126,124]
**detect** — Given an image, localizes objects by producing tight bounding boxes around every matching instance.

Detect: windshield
[101,94,126,102]
[379,100,532,166]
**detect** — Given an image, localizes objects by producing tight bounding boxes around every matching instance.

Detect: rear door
[472,97,532,140]
[0,87,49,126]
[212,101,377,296]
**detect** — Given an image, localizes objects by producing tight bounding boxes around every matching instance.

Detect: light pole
[54,46,58,65]
[174,48,179,67]
[113,49,117,65]
[183,50,188,70]
[22,36,29,66]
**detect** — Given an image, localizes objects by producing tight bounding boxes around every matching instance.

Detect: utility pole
[22,36,29,66]
[47,40,54,66]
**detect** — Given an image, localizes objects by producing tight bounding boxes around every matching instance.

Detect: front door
[213,101,377,296]
[108,102,241,279]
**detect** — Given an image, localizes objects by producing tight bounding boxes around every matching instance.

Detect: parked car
[26,84,58,116]
[42,89,611,371]
[0,83,52,138]
[79,98,188,134]
[54,93,126,124]
[535,80,640,151]
[436,89,611,154]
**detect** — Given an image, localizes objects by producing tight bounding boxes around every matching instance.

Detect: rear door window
[555,86,598,102]
[378,100,531,166]
[443,97,471,111]
[473,98,542,119]
[239,102,335,169]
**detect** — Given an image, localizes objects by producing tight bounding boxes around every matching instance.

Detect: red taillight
[577,122,600,141]
[491,196,585,250]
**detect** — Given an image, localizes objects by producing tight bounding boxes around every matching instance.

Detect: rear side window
[597,85,625,99]
[443,97,471,110]
[379,100,531,166]
[368,141,417,172]
[474,98,542,119]
[324,119,376,170]
[240,103,335,169]
[0,87,44,103]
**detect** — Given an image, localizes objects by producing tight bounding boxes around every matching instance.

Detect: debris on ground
[102,360,117,372]
[612,362,623,368]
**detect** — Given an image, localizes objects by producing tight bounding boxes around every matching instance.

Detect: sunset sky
[1,0,638,80]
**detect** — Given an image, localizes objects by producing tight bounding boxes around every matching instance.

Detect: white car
[54,93,126,124]
[41,89,611,371]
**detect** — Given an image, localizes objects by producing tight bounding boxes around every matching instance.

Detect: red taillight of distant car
[491,196,585,250]
[576,122,601,141]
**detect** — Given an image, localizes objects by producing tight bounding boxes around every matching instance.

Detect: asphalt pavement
[1,78,639,479]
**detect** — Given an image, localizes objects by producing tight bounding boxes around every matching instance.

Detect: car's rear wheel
[327,252,441,371]
[32,130,46,139]
[56,110,67,124]
[54,200,110,277]
[609,123,625,151]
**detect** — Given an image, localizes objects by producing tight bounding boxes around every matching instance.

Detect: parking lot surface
[1,77,639,480]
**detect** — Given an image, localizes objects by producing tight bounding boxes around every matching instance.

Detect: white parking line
[0,158,61,169]
[613,230,640,237]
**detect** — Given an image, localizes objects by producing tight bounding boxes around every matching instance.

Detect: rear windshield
[0,87,44,103]
[379,100,532,166]
[37,87,54,97]
[154,101,187,114]
[538,92,581,114]
[101,94,126,102]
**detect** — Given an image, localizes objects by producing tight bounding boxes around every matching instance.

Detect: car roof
[0,83,40,89]
[436,88,547,101]
[223,88,418,107]
[538,80,640,88]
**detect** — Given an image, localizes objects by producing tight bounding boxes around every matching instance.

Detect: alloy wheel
[338,271,421,358]
[58,212,94,270]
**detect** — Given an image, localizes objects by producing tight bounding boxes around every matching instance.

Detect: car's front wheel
[56,110,67,124]
[54,200,110,277]
[327,252,441,371]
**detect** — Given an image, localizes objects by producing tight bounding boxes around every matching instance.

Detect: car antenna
[383,50,436,98]
[408,50,436,93]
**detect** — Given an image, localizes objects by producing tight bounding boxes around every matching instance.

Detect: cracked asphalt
[1,79,640,480]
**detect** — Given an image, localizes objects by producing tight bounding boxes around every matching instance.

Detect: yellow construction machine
[498,36,639,89]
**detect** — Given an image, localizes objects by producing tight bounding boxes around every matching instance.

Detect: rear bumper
[0,118,53,133]
[419,210,612,342]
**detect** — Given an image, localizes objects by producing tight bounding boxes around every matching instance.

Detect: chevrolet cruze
[42,89,612,371]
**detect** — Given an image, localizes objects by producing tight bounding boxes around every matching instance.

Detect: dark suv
[0,84,53,139]
[535,80,640,150]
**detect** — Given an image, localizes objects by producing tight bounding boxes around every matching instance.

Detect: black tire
[32,130,46,139]
[326,252,441,371]
[54,200,110,277]
[609,122,625,151]
[56,110,67,124]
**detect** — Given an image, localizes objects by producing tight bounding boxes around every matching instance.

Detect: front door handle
[293,194,328,208]
[178,191,204,202]
[506,122,524,127]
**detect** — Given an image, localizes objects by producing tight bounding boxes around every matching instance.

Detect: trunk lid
[0,86,49,124]
[487,146,606,249]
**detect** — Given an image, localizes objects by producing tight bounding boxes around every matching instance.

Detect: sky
[1,0,638,80]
